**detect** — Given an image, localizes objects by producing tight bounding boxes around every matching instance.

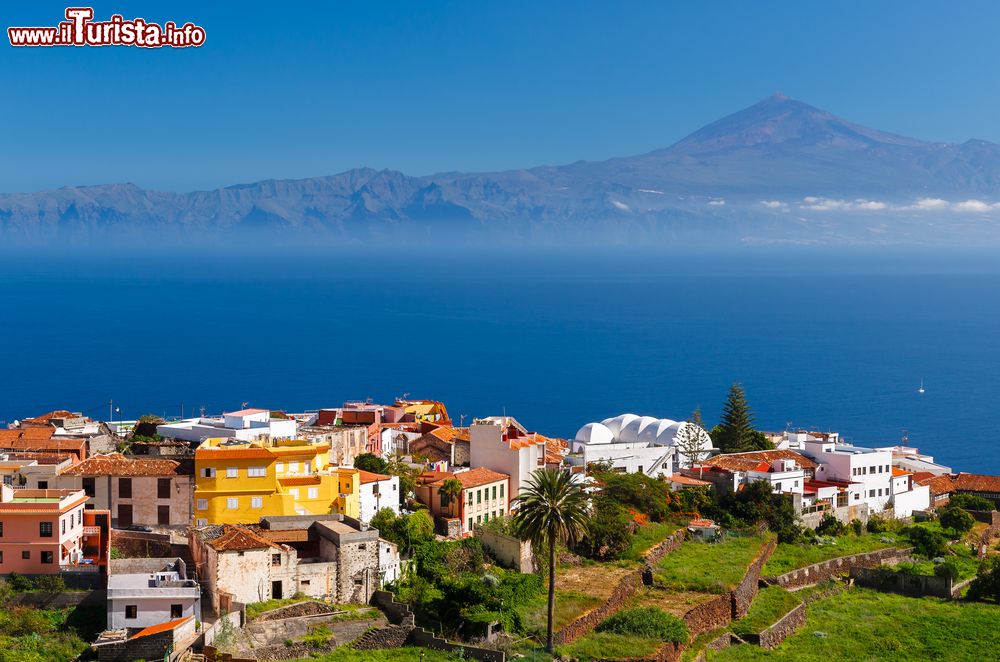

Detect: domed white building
[569,412,714,477]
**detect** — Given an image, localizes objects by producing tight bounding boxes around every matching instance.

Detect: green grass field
[556,631,665,660]
[653,535,772,594]
[709,588,1000,661]
[622,521,682,561]
[762,533,897,576]
[730,586,801,637]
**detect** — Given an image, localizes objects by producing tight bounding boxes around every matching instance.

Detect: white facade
[107,569,201,629]
[378,539,401,586]
[359,474,400,522]
[158,410,298,444]
[469,417,546,503]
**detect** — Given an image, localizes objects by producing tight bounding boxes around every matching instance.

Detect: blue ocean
[1,248,999,473]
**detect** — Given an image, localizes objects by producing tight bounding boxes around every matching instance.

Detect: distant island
[4,94,1000,245]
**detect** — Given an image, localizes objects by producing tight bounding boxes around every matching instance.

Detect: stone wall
[851,567,954,599]
[765,547,913,590]
[754,602,806,649]
[475,527,535,573]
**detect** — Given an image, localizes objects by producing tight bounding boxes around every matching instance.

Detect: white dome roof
[601,413,640,437]
[574,422,615,445]
[620,415,660,443]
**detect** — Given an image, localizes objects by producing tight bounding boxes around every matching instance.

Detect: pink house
[0,484,109,575]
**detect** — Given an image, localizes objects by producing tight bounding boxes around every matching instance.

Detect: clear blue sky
[3,1,1000,192]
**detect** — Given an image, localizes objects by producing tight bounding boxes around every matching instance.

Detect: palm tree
[512,467,590,653]
[438,477,463,518]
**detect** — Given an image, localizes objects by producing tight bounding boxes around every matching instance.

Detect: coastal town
[2,386,1000,661]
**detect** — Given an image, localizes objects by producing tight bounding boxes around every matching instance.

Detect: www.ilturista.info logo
[7,7,206,48]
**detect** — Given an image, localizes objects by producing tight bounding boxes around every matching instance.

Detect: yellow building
[193,437,361,525]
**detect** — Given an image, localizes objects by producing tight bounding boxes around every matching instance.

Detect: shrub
[816,513,847,537]
[969,557,1000,602]
[34,575,65,592]
[939,506,975,537]
[596,607,689,643]
[6,573,33,592]
[949,494,994,512]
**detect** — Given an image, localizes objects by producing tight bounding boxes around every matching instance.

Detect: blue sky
[3,1,1000,192]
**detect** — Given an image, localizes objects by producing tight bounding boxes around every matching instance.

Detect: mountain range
[5,94,1000,245]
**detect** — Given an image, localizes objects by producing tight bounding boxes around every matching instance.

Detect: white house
[107,558,201,630]
[469,417,547,503]
[357,470,400,522]
[157,408,297,444]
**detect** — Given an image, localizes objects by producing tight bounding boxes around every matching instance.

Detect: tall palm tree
[438,477,463,518]
[512,467,590,653]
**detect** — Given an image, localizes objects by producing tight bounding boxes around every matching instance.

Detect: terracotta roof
[60,453,180,477]
[914,472,956,495]
[670,475,711,487]
[429,426,470,443]
[428,467,509,490]
[131,616,193,640]
[358,469,392,484]
[953,473,1000,494]
[701,450,818,472]
[207,525,282,552]
[20,410,79,426]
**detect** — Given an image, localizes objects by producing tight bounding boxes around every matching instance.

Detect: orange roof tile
[701,450,818,472]
[358,469,392,484]
[131,616,193,640]
[428,467,509,490]
[207,525,282,551]
[953,473,1000,494]
[60,453,180,477]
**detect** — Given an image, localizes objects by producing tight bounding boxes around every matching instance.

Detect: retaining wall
[764,546,913,590]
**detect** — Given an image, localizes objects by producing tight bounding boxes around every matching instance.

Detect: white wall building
[469,417,547,503]
[107,558,201,630]
[157,408,297,444]
[358,470,400,522]
[568,413,712,477]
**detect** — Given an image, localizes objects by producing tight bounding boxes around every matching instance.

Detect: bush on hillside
[596,607,689,643]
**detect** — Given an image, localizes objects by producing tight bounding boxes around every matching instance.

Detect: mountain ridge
[4,95,1000,244]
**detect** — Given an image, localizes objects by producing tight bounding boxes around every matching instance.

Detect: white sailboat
[918,379,925,394]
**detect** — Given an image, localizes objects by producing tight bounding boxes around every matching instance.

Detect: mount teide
[4,95,1000,245]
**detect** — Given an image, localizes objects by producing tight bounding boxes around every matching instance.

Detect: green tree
[513,468,590,653]
[354,453,388,474]
[676,409,711,470]
[711,384,772,452]
[939,506,975,537]
[438,478,463,517]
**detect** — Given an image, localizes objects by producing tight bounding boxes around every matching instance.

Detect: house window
[226,497,239,509]
[248,466,266,477]
[39,521,53,538]
[201,467,216,478]
[272,553,281,566]
[196,499,208,511]
[158,478,171,499]
[308,487,319,499]
[125,605,137,619]
[226,467,238,478]
[171,604,183,618]
[119,478,132,498]
[41,551,53,564]
[251,497,263,509]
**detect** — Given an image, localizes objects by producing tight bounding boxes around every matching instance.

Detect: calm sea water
[1,248,999,473]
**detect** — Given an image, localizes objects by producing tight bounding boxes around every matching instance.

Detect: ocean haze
[1,247,998,473]
[5,96,1000,246]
